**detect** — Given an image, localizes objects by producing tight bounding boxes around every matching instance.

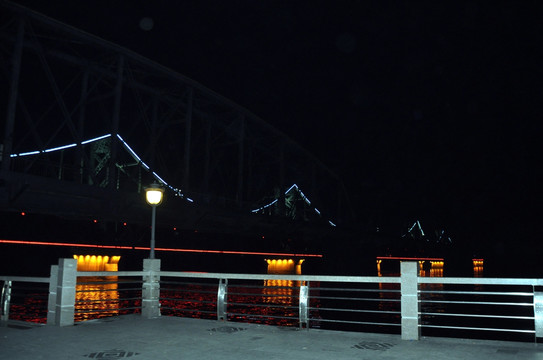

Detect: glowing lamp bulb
[145,184,164,205]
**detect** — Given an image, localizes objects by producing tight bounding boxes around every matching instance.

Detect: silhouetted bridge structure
[0,1,351,241]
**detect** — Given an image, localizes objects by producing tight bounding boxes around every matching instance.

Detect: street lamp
[145,182,164,259]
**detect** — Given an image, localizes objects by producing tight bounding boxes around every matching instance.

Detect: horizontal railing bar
[76,271,149,277]
[228,302,298,310]
[228,292,298,299]
[227,290,288,295]
[0,276,49,283]
[162,287,217,292]
[227,312,295,321]
[421,312,535,320]
[161,307,216,315]
[10,293,48,298]
[315,318,400,327]
[157,272,401,283]
[230,284,299,290]
[157,272,543,286]
[159,298,216,305]
[74,306,140,313]
[74,310,122,314]
[420,324,536,334]
[419,290,533,296]
[247,288,299,293]
[160,280,218,286]
[75,291,141,296]
[75,296,141,302]
[419,277,543,286]
[313,306,400,315]
[5,284,49,290]
[161,289,217,295]
[421,300,534,306]
[317,287,399,293]
[4,272,541,286]
[76,288,134,293]
[75,301,140,306]
[76,282,143,287]
[313,295,399,302]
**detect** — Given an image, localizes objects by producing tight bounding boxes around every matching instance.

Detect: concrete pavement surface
[1,315,542,359]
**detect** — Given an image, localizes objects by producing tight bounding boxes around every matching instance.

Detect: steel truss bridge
[0,1,351,241]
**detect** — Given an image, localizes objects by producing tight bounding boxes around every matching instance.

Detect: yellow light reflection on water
[428,261,444,277]
[263,279,296,306]
[75,276,120,321]
[72,254,122,321]
[261,259,305,326]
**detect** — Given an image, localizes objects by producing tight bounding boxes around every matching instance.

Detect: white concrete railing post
[142,258,161,318]
[299,283,309,329]
[54,258,77,326]
[46,264,58,325]
[401,261,420,340]
[534,290,543,340]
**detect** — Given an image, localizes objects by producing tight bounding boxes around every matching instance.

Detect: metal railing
[156,272,402,330]
[0,276,50,323]
[418,276,543,341]
[74,275,144,321]
[2,260,543,343]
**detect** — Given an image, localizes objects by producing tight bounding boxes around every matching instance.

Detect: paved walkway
[1,315,542,360]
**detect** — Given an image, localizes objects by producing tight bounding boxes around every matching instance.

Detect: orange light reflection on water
[75,276,120,321]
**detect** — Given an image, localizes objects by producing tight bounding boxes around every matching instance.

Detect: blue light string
[10,134,332,223]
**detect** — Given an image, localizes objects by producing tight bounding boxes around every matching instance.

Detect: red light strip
[0,239,323,258]
[376,256,444,261]
[0,239,134,250]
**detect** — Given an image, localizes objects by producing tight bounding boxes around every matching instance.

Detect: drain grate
[83,349,140,358]
[207,326,247,333]
[352,341,395,351]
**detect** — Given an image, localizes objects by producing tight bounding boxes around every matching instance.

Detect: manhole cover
[352,342,395,351]
[207,326,247,333]
[83,349,140,358]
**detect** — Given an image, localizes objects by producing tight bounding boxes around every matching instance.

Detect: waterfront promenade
[1,315,541,360]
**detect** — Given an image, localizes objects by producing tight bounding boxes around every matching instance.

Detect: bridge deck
[1,315,540,360]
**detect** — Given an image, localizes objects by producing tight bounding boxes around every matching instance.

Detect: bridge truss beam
[0,1,352,232]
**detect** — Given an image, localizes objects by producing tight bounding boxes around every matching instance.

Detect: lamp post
[145,182,164,259]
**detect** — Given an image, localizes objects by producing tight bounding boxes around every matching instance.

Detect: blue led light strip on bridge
[9,134,335,223]
[251,183,336,227]
[9,133,192,202]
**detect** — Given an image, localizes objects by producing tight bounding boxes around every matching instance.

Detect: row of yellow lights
[73,255,121,271]
[73,254,120,262]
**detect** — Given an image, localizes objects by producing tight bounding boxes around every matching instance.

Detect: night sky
[9,1,543,258]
